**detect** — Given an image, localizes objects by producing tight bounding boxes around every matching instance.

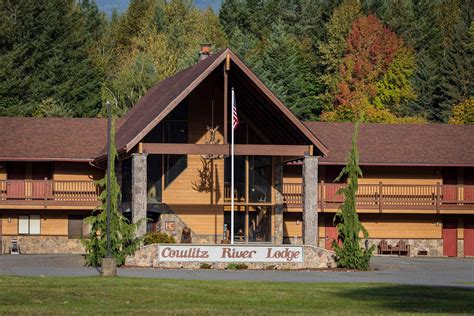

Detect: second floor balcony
[0,179,99,209]
[283,182,474,213]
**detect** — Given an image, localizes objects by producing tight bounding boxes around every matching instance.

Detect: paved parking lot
[0,254,472,288]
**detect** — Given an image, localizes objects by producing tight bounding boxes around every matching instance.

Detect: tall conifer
[332,123,374,271]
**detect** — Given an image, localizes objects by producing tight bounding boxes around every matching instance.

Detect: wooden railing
[0,179,99,207]
[283,182,474,211]
[223,182,246,203]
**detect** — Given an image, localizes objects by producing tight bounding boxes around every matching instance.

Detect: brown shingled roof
[305,122,474,166]
[0,117,109,161]
[113,48,328,155]
[114,49,229,153]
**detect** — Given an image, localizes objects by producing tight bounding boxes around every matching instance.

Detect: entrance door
[442,219,457,257]
[325,216,338,250]
[464,218,474,257]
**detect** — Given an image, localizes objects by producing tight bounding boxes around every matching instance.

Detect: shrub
[143,232,176,245]
[226,263,248,270]
[199,263,212,269]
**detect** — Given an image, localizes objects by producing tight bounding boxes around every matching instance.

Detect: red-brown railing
[283,182,474,211]
[0,179,99,207]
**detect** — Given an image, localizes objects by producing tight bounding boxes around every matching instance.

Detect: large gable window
[164,101,188,187]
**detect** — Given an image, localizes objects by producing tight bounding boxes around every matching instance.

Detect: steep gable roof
[113,48,328,156]
[114,49,228,153]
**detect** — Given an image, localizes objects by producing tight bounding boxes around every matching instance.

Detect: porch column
[303,155,318,247]
[274,158,284,244]
[132,153,147,237]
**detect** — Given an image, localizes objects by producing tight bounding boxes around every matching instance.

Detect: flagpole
[231,88,235,245]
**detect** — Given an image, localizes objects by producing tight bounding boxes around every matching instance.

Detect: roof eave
[228,50,329,156]
[0,157,95,162]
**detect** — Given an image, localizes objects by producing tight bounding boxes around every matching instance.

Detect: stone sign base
[126,244,336,270]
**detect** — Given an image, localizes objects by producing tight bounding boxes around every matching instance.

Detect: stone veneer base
[1,236,85,254]
[125,244,337,270]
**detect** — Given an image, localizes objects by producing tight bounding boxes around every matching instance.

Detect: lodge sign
[158,245,304,263]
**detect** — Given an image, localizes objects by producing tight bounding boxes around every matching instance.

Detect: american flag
[232,91,239,129]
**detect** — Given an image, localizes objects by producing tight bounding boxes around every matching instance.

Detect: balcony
[0,180,99,209]
[283,182,474,213]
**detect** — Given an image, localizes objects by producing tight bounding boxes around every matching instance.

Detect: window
[121,158,132,203]
[249,156,272,203]
[164,154,187,187]
[223,206,272,243]
[163,101,188,188]
[147,155,162,202]
[68,215,88,239]
[224,156,246,201]
[18,215,40,235]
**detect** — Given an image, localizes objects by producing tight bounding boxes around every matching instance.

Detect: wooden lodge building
[1,47,473,258]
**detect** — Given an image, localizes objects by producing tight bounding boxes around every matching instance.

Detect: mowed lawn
[0,276,473,315]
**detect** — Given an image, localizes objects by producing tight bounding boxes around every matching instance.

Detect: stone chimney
[199,43,212,61]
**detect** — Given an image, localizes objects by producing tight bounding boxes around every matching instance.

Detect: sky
[96,0,222,16]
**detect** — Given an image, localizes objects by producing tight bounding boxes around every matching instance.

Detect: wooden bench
[378,239,410,257]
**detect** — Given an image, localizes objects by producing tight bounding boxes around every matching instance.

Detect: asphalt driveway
[0,254,472,288]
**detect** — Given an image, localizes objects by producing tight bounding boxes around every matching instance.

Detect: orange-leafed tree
[322,15,419,123]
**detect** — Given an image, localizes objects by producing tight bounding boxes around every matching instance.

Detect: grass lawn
[0,276,473,315]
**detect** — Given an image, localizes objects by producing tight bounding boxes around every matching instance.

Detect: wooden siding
[283,212,302,238]
[168,204,223,235]
[359,166,442,185]
[1,210,90,236]
[359,214,441,239]
[317,213,442,239]
[53,162,101,181]
[283,164,302,184]
[162,77,225,206]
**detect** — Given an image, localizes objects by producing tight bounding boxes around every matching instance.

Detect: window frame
[18,215,41,235]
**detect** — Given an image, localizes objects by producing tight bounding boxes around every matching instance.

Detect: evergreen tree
[333,123,374,271]
[437,4,473,121]
[406,0,445,120]
[250,22,322,120]
[0,0,104,117]
[83,120,142,267]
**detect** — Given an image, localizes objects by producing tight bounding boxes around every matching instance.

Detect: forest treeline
[0,0,473,123]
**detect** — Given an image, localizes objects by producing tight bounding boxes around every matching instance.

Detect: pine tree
[83,120,142,266]
[0,0,104,117]
[251,21,322,120]
[437,4,473,121]
[332,123,374,271]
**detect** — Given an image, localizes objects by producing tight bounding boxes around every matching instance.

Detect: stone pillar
[132,153,147,237]
[273,158,284,244]
[303,155,318,247]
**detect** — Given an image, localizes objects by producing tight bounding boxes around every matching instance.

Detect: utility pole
[106,100,112,258]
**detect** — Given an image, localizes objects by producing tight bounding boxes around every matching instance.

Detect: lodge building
[1,47,473,257]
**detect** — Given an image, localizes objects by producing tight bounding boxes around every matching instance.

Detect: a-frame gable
[110,48,328,159]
